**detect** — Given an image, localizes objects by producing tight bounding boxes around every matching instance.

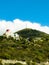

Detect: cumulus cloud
[0,19,49,35]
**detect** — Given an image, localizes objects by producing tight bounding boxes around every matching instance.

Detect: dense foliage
[0,28,49,64]
[17,28,49,38]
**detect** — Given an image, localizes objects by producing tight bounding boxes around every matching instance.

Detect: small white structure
[4,29,19,40]
[14,33,19,40]
[5,29,11,38]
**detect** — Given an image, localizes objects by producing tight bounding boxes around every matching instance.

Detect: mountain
[0,28,49,64]
[17,28,49,39]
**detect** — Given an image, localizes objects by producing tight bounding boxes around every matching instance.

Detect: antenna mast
[26,23,27,29]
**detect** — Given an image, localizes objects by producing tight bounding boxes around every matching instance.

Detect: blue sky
[0,0,49,26]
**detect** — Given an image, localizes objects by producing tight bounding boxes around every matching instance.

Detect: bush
[14,63,23,65]
[0,59,2,65]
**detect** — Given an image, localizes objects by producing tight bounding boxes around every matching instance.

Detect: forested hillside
[0,28,49,65]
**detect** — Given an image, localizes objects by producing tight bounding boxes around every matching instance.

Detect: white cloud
[0,19,49,35]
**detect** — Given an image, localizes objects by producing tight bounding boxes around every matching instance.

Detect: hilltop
[17,28,49,38]
[0,28,49,64]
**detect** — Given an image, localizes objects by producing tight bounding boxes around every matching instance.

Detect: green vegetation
[4,63,23,65]
[0,28,49,64]
[0,59,2,65]
[17,28,49,38]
